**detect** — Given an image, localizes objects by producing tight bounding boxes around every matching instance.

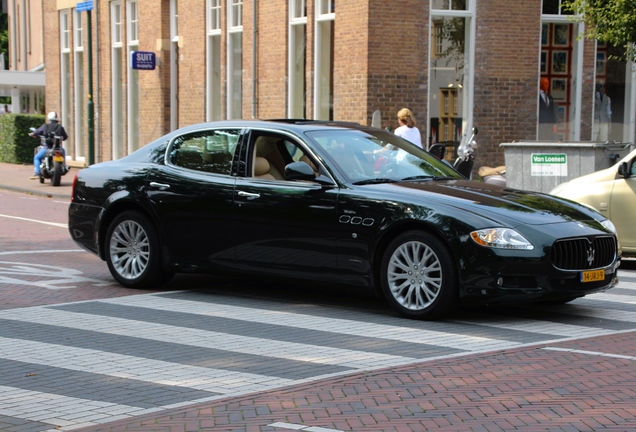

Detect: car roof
[175,119,377,135]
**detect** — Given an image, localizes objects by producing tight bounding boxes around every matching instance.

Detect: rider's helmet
[47,112,59,122]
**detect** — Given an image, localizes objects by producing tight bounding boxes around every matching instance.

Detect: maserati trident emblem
[586,244,595,267]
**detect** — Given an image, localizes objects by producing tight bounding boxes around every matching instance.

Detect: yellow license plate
[53,156,64,162]
[581,269,605,283]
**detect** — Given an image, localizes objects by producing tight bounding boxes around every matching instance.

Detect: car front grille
[551,236,617,270]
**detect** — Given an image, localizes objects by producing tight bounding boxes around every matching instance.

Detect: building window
[111,1,124,159]
[540,1,581,141]
[432,0,467,11]
[60,10,71,159]
[170,0,179,129]
[74,11,83,49]
[128,0,138,43]
[288,0,307,118]
[207,0,222,121]
[433,21,443,57]
[291,0,306,19]
[209,0,221,31]
[227,0,243,119]
[127,0,140,153]
[318,0,334,15]
[73,8,85,160]
[542,0,573,15]
[429,1,475,149]
[314,2,334,120]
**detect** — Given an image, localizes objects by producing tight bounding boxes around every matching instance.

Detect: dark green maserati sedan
[68,120,620,320]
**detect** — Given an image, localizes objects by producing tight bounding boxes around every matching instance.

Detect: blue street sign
[76,1,93,12]
[131,51,156,70]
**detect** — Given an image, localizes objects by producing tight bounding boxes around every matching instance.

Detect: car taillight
[71,172,79,202]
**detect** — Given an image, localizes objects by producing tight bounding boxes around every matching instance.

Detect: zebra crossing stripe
[0,384,147,429]
[0,307,421,369]
[0,336,296,394]
[96,294,525,352]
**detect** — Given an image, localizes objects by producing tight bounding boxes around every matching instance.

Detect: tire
[380,231,458,320]
[39,173,44,184]
[105,211,174,289]
[52,161,62,186]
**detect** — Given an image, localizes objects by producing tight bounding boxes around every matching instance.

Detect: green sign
[531,154,567,164]
[531,153,568,176]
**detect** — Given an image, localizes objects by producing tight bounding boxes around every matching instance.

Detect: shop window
[429,2,474,151]
[540,22,572,141]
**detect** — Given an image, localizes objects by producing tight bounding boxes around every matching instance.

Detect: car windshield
[306,129,462,184]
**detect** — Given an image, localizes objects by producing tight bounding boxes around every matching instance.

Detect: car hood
[551,165,618,193]
[368,179,603,227]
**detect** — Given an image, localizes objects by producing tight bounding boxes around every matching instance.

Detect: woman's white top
[394,125,422,148]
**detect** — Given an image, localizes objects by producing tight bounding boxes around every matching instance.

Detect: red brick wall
[472,0,542,169]
[254,0,288,119]
[367,0,428,132]
[177,1,207,126]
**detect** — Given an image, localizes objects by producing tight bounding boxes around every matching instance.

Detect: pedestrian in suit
[538,77,558,140]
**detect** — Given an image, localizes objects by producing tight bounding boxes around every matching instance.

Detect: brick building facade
[42,0,635,169]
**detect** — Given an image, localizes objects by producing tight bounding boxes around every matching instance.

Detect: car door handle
[237,190,260,199]
[149,182,170,190]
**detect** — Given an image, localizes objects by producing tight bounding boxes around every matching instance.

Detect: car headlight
[470,228,535,250]
[601,219,617,234]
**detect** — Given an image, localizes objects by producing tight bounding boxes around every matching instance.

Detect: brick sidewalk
[74,331,636,432]
[0,162,72,199]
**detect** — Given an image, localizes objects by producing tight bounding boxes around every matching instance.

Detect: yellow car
[551,148,636,256]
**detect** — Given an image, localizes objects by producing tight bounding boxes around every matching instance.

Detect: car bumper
[68,202,103,257]
[459,257,621,304]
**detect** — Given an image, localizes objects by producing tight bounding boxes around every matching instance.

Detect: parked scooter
[30,127,69,186]
[454,127,477,179]
[453,126,507,186]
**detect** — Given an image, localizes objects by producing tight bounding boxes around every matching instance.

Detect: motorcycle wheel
[105,211,174,289]
[39,173,44,184]
[52,162,62,186]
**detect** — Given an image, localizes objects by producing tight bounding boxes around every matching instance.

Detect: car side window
[252,133,317,180]
[168,129,240,175]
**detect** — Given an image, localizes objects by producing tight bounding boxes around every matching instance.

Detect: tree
[563,0,636,62]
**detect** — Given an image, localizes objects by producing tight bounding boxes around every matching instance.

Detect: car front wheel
[105,211,173,289]
[380,231,458,320]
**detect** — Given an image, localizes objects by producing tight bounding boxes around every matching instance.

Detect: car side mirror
[284,161,316,181]
[618,161,632,178]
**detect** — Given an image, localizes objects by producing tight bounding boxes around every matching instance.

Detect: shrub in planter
[0,114,46,164]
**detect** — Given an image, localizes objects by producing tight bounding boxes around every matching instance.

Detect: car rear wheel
[105,211,173,289]
[380,231,458,320]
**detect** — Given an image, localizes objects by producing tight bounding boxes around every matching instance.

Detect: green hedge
[0,114,46,164]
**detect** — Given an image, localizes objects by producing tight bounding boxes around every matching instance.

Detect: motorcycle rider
[29,112,69,180]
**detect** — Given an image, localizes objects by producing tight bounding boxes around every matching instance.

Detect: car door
[232,130,340,279]
[610,157,636,252]
[145,128,242,269]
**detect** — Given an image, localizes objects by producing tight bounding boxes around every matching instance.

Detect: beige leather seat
[254,156,275,180]
[254,136,286,180]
